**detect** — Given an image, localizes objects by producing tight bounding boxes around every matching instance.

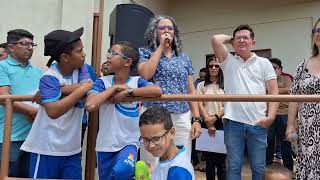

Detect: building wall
[167,0,320,76]
[2,0,318,76]
[0,0,94,69]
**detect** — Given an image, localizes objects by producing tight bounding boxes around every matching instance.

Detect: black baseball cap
[44,27,83,64]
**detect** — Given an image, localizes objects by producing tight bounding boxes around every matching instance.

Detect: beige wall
[0,0,94,69]
[167,0,320,76]
[2,0,318,76]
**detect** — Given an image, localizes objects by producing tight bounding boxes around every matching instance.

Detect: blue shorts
[29,153,81,179]
[97,145,138,180]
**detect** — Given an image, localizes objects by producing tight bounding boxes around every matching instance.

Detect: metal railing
[1,94,320,180]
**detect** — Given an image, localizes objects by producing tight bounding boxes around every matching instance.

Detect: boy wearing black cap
[85,41,161,179]
[20,27,92,179]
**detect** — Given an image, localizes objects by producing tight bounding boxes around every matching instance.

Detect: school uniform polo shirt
[219,53,276,125]
[0,56,43,142]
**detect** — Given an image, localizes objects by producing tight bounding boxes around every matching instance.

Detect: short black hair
[263,164,292,180]
[233,24,255,39]
[269,58,283,69]
[115,41,139,69]
[139,107,173,131]
[7,29,34,44]
[200,68,207,73]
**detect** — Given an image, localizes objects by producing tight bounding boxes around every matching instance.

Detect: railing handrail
[1,94,320,102]
[1,93,320,180]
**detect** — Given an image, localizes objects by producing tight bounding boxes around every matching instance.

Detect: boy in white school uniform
[20,27,92,179]
[85,41,162,179]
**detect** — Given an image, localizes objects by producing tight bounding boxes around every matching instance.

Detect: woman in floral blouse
[138,15,202,165]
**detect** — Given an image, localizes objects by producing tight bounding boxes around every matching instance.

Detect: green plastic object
[135,160,150,180]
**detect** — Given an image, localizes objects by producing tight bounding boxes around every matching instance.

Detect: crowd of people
[0,15,319,180]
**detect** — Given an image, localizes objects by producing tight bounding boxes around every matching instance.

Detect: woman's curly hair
[144,15,183,56]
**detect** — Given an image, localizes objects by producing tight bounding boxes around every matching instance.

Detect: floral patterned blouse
[138,47,194,113]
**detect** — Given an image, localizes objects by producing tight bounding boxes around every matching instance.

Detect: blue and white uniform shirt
[152,146,195,180]
[89,75,153,152]
[21,63,90,156]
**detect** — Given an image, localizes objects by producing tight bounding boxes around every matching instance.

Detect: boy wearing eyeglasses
[85,41,161,180]
[139,106,195,180]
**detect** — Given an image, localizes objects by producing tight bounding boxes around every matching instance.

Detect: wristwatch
[127,88,134,97]
[191,117,203,124]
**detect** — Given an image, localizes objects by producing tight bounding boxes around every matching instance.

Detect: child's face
[139,123,174,157]
[67,40,86,69]
[264,173,291,180]
[105,44,130,72]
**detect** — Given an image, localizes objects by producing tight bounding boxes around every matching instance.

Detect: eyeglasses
[157,26,174,31]
[233,36,251,42]
[139,131,169,147]
[107,49,129,60]
[312,28,320,34]
[12,41,37,48]
[208,64,220,69]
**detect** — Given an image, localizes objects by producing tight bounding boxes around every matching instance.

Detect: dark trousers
[206,152,226,180]
[266,115,293,170]
[0,141,30,178]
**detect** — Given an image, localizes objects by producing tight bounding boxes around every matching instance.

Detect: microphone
[135,161,150,180]
[164,38,170,48]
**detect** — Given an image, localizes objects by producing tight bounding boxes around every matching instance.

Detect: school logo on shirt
[124,152,135,167]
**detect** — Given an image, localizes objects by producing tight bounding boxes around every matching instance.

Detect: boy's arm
[60,84,80,96]
[44,81,92,119]
[112,85,162,103]
[85,85,124,112]
[0,86,37,122]
[112,77,162,103]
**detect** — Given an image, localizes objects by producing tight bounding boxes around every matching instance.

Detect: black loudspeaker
[109,4,154,48]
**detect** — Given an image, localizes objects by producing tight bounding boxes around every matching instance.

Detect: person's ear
[7,44,14,53]
[60,53,69,63]
[124,58,132,67]
[252,39,256,47]
[169,127,176,137]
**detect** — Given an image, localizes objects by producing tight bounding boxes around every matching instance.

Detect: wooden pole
[0,99,12,180]
[85,0,104,179]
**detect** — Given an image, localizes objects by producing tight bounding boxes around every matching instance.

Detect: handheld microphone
[135,161,150,180]
[164,38,170,48]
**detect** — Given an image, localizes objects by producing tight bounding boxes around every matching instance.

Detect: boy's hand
[80,80,93,92]
[112,89,129,103]
[191,122,202,139]
[113,84,129,92]
[27,107,38,122]
[208,125,216,137]
[32,91,41,104]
